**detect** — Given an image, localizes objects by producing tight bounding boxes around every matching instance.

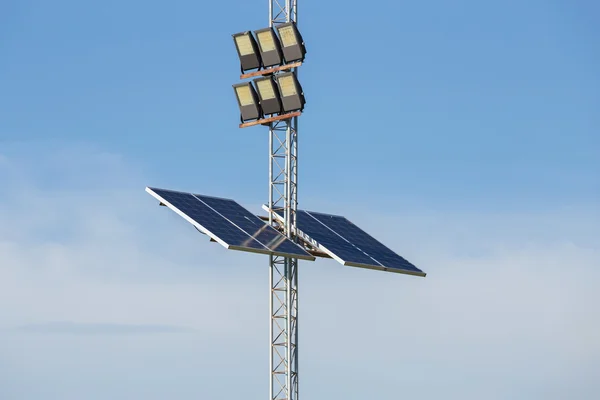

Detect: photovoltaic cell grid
[273,208,425,277]
[146,187,314,261]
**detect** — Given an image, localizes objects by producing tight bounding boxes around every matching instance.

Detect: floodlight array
[232,22,306,72]
[232,21,307,124]
[233,75,304,122]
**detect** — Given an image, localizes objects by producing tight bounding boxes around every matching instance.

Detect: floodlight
[233,82,262,122]
[253,27,284,68]
[253,76,282,115]
[275,72,305,112]
[232,31,261,72]
[275,22,306,63]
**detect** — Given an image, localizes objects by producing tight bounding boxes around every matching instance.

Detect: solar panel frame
[147,187,315,261]
[307,211,424,276]
[264,205,425,277]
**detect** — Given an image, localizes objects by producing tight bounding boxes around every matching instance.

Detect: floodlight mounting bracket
[239,111,301,128]
[240,61,302,80]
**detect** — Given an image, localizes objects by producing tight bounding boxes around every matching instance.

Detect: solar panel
[146,187,315,261]
[267,207,425,277]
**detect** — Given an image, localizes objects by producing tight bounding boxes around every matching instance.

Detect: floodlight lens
[256,79,276,100]
[278,25,298,47]
[235,34,255,56]
[278,75,297,97]
[235,85,255,106]
[257,31,277,52]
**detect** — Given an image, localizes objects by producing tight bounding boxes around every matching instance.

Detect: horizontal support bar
[239,111,301,128]
[240,62,302,79]
[308,249,332,259]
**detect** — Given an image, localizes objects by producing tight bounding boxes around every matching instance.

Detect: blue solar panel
[197,195,315,259]
[147,187,314,261]
[293,211,376,266]
[274,208,424,276]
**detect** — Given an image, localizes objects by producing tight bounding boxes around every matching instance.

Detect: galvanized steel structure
[147,1,426,399]
[268,3,299,400]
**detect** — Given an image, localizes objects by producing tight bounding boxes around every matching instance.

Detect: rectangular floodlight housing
[233,82,262,122]
[254,27,283,68]
[276,72,305,112]
[275,22,306,63]
[253,76,282,115]
[232,31,261,72]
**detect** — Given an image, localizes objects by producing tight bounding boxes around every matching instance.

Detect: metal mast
[268,1,299,400]
[145,3,427,399]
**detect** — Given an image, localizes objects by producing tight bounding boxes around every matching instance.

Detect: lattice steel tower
[268,2,299,399]
[145,1,426,399]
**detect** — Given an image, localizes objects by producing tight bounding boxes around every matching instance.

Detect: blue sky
[1,1,599,399]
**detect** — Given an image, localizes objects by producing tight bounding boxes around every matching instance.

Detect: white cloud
[0,144,598,399]
[13,322,196,335]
